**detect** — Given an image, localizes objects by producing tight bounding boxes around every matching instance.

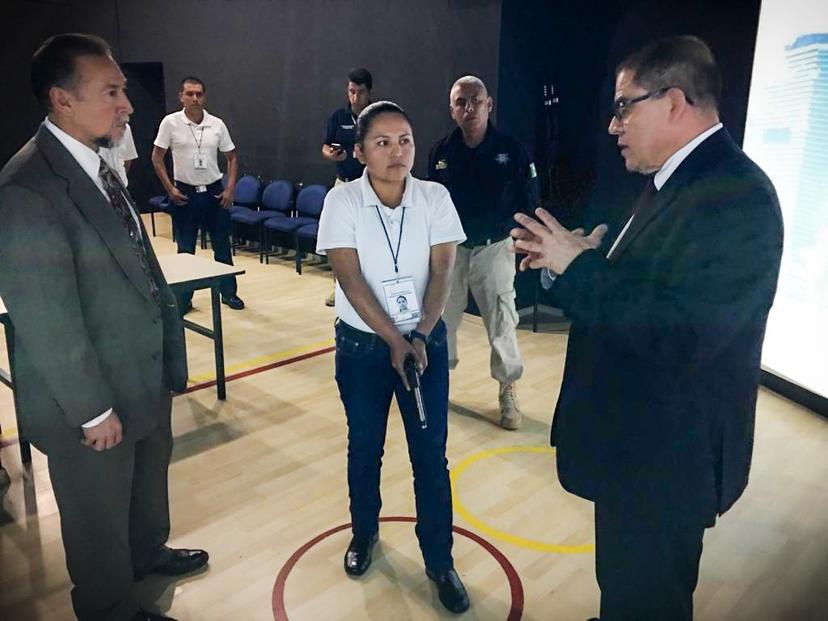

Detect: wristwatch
[408,329,430,346]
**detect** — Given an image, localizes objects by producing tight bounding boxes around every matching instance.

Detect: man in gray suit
[0,34,209,621]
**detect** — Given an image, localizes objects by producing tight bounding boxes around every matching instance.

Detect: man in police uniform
[429,75,538,430]
[151,76,243,314]
[320,68,372,306]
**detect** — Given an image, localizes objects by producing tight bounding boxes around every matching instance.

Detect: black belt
[460,234,510,249]
[175,180,222,192]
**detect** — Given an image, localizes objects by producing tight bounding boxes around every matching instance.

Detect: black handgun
[404,355,427,429]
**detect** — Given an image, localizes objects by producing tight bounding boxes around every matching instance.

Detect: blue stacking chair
[233,180,293,262]
[263,184,327,272]
[229,175,263,253]
[294,185,329,274]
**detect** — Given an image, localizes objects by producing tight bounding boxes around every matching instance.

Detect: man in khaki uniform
[428,76,539,429]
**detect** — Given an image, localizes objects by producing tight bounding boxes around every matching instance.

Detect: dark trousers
[334,319,454,573]
[172,180,237,304]
[595,502,707,621]
[47,402,173,621]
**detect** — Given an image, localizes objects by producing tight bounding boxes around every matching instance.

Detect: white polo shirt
[316,171,466,334]
[99,123,138,186]
[153,109,235,185]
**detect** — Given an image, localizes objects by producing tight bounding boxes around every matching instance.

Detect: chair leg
[295,234,301,274]
[151,212,157,237]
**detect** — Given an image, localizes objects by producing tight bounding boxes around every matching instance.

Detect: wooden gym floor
[1,213,826,620]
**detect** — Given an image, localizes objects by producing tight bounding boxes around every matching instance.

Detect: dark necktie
[607,176,657,261]
[98,159,161,306]
[631,176,657,220]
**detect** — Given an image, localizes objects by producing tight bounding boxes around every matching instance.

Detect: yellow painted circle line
[450,445,594,554]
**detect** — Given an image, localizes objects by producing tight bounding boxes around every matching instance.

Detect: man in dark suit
[511,36,783,620]
[0,34,209,621]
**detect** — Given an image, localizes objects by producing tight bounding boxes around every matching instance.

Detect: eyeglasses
[611,87,694,122]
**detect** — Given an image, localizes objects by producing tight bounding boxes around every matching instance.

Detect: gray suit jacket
[0,124,187,456]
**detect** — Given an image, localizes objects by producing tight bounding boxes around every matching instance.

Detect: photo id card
[193,152,207,169]
[382,276,421,325]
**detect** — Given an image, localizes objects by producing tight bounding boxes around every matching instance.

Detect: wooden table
[0,254,244,463]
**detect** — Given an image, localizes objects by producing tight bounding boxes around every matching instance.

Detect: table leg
[211,285,226,400]
[2,319,31,463]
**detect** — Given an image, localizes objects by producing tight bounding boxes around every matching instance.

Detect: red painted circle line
[272,516,524,621]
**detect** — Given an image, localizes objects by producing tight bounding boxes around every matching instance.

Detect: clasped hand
[510,208,608,275]
[390,336,427,391]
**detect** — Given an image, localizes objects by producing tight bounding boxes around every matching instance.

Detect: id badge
[192,152,207,169]
[382,276,421,325]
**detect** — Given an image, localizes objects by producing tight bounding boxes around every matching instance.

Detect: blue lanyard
[374,205,406,274]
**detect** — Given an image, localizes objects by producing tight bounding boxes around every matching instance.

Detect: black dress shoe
[221,295,245,310]
[426,567,470,613]
[131,610,177,621]
[137,547,209,580]
[343,532,378,576]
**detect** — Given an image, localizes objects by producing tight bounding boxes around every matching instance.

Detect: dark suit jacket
[0,124,187,456]
[549,128,783,526]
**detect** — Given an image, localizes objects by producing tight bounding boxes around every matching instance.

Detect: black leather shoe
[343,532,378,576]
[426,567,470,613]
[137,547,209,580]
[221,295,245,310]
[131,610,177,621]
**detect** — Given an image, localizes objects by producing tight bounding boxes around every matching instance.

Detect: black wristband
[408,329,430,346]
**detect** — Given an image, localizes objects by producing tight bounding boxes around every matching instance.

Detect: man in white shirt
[99,122,137,186]
[0,33,208,621]
[512,36,783,620]
[151,77,243,314]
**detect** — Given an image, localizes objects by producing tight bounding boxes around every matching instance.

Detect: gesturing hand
[510,208,608,275]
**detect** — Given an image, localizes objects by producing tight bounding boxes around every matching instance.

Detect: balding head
[450,75,488,98]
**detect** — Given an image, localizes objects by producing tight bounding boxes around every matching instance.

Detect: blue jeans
[334,318,454,573]
[172,180,237,303]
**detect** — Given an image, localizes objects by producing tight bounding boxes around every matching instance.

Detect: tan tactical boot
[499,382,522,430]
[325,290,336,307]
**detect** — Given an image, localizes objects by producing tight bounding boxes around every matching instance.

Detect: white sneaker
[499,382,522,430]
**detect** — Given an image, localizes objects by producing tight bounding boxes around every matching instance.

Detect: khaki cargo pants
[443,237,523,383]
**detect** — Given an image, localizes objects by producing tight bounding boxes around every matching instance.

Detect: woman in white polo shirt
[316,101,469,614]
